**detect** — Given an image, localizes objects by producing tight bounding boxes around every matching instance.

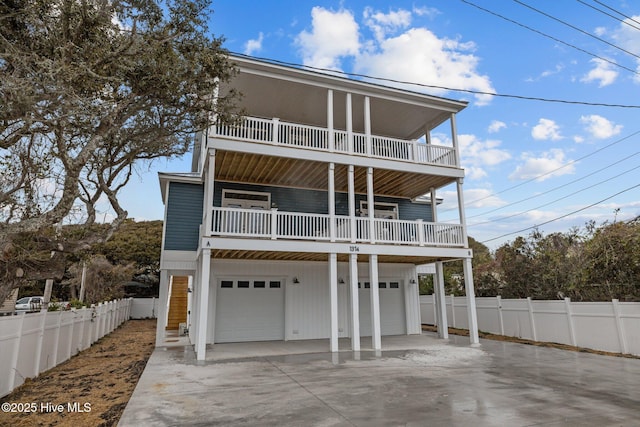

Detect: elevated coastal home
[157,55,479,360]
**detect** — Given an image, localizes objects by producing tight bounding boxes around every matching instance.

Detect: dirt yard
[0,319,156,427]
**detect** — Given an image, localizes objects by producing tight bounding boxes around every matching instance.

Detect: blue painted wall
[214,181,433,221]
[164,181,204,251]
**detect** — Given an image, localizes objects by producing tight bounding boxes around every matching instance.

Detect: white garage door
[359,280,406,336]
[215,278,285,343]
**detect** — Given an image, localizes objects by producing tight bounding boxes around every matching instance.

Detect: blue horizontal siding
[165,182,204,251]
[214,181,433,222]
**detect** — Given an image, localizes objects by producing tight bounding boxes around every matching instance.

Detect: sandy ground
[0,319,156,427]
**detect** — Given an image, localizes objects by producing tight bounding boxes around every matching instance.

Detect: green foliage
[69,299,86,309]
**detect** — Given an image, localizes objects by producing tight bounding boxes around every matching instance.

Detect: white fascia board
[160,250,198,270]
[201,237,473,259]
[158,172,201,201]
[210,138,464,178]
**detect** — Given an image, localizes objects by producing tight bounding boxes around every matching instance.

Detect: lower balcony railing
[210,207,465,247]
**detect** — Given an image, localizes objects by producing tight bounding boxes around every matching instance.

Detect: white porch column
[195,248,211,360]
[463,258,480,344]
[327,89,334,152]
[155,270,170,346]
[364,96,372,156]
[456,178,469,244]
[450,113,461,167]
[434,261,449,339]
[329,253,339,352]
[348,165,356,243]
[346,93,353,153]
[203,149,216,236]
[369,254,382,350]
[349,254,360,351]
[367,167,375,244]
[328,163,336,242]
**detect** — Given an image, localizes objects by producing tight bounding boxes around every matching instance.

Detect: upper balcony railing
[212,116,458,167]
[209,207,465,248]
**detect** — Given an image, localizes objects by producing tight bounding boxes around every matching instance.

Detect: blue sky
[119,0,640,250]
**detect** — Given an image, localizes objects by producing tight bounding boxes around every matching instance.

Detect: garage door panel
[215,280,284,343]
[359,281,405,336]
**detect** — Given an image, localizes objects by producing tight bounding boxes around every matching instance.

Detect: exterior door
[358,280,406,336]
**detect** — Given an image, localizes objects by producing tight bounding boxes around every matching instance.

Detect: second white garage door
[214,278,285,343]
[359,280,406,336]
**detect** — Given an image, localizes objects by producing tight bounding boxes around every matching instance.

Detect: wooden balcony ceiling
[225,56,467,140]
[210,249,446,265]
[215,151,455,199]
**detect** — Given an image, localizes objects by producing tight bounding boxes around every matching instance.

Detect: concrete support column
[156,270,170,346]
[463,258,480,344]
[456,178,469,244]
[348,165,356,243]
[203,150,216,236]
[329,163,336,242]
[329,253,339,352]
[196,249,211,360]
[367,167,375,244]
[327,89,334,152]
[349,254,360,351]
[369,254,382,351]
[434,261,448,339]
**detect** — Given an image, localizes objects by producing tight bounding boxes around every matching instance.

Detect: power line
[592,0,640,28]
[513,0,640,60]
[469,162,640,227]
[455,129,640,209]
[576,0,640,32]
[481,182,640,243]
[458,0,640,76]
[465,151,640,220]
[235,53,640,108]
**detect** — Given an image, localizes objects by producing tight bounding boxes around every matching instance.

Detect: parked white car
[15,296,44,311]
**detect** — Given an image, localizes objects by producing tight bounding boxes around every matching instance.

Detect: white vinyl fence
[129,297,158,319]
[0,299,132,398]
[420,295,640,356]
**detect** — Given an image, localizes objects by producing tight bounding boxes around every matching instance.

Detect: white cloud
[244,32,264,56]
[488,120,506,133]
[363,7,411,42]
[611,15,640,83]
[594,26,607,37]
[509,149,575,181]
[581,58,618,87]
[573,135,585,143]
[295,6,495,105]
[580,114,622,139]
[457,134,511,180]
[531,118,562,141]
[295,7,360,70]
[440,188,506,210]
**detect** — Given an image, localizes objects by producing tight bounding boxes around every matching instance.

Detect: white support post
[34,311,47,377]
[327,90,334,152]
[271,208,278,240]
[434,262,448,339]
[9,313,26,391]
[432,289,438,326]
[450,294,456,328]
[497,295,505,335]
[417,219,425,246]
[527,297,537,341]
[463,258,479,344]
[612,299,628,354]
[349,254,360,351]
[328,163,336,242]
[367,167,375,244]
[272,117,280,144]
[196,249,211,360]
[203,150,216,237]
[369,254,382,350]
[456,178,469,245]
[450,113,461,167]
[564,297,577,346]
[346,93,353,154]
[364,96,372,156]
[156,270,170,346]
[329,253,339,352]
[348,165,356,243]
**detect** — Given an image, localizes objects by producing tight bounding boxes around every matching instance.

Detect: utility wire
[469,162,640,227]
[513,0,640,60]
[592,0,640,28]
[235,53,640,108]
[453,129,640,210]
[576,0,640,31]
[458,0,640,76]
[481,183,640,243]
[465,151,640,219]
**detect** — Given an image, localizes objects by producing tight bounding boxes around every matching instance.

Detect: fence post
[527,297,537,341]
[33,311,47,377]
[450,294,456,329]
[432,294,437,326]
[497,296,505,335]
[9,313,26,392]
[51,311,62,368]
[65,312,74,362]
[564,297,577,346]
[612,299,628,354]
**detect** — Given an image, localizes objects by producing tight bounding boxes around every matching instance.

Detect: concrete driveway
[118,334,640,426]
